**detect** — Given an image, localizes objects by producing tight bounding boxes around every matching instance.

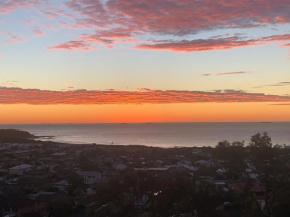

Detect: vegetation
[1,130,290,217]
[0,129,35,143]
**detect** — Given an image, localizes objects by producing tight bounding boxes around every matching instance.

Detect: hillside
[0,129,35,143]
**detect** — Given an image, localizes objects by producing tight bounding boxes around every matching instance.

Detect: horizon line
[1,121,289,126]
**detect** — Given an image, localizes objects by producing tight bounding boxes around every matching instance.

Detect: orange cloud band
[1,87,290,105]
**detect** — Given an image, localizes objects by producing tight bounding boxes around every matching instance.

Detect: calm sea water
[0,123,289,147]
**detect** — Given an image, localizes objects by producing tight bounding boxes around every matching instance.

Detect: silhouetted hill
[0,129,35,143]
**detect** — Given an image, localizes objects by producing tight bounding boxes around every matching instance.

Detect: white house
[216,168,227,174]
[9,164,33,175]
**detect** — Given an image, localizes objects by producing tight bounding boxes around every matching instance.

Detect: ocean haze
[1,122,289,147]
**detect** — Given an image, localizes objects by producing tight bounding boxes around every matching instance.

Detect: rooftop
[9,164,33,170]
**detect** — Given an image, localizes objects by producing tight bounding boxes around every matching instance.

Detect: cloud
[0,0,41,14]
[255,81,290,88]
[64,0,290,36]
[79,34,114,45]
[47,41,97,52]
[25,20,35,26]
[262,34,290,42]
[43,24,54,30]
[1,81,18,87]
[78,28,134,46]
[202,71,251,76]
[41,8,72,20]
[33,27,45,36]
[0,54,3,57]
[136,34,290,52]
[6,33,27,45]
[1,87,290,105]
[2,0,290,53]
[216,71,251,76]
[136,36,260,52]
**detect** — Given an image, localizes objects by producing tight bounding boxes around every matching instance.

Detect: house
[9,164,33,175]
[216,168,227,174]
[212,181,229,192]
[77,171,101,182]
[51,152,67,158]
[178,164,198,172]
[54,180,71,191]
[134,167,169,173]
[86,188,96,195]
[249,173,259,179]
[113,163,127,171]
[229,182,266,209]
[192,149,202,155]
[26,170,55,179]
[194,160,214,168]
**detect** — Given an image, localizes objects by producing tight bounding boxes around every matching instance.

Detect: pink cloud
[79,34,114,45]
[61,0,290,53]
[43,24,54,30]
[64,0,290,36]
[41,8,72,20]
[0,0,41,14]
[262,34,290,42]
[78,28,133,46]
[33,28,45,36]
[25,20,35,26]
[136,37,261,52]
[2,0,290,53]
[47,41,97,52]
[1,87,290,105]
[136,34,290,52]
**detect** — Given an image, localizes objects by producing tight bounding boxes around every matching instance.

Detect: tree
[47,200,74,217]
[249,132,272,148]
[67,173,86,196]
[216,140,231,148]
[232,141,245,147]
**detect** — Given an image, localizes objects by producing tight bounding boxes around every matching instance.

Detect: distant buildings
[77,171,101,181]
[8,164,33,175]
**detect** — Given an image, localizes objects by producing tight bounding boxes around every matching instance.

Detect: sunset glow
[1,0,290,123]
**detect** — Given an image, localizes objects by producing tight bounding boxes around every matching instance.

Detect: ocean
[0,122,289,148]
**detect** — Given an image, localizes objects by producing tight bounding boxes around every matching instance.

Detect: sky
[0,0,290,124]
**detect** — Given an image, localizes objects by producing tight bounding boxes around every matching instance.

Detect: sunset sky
[0,0,290,124]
